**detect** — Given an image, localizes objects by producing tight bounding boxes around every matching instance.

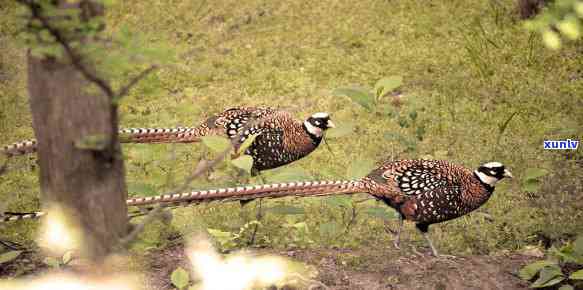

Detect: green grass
[1,0,582,257]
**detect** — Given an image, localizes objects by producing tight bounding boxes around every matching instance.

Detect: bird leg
[393,214,404,249]
[421,231,439,257]
[416,223,439,256]
[239,169,264,207]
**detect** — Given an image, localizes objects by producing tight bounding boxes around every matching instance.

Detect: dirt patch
[142,244,533,290]
[0,250,47,278]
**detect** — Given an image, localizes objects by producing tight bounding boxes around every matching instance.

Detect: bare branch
[118,117,265,246]
[17,0,115,98]
[116,64,159,98]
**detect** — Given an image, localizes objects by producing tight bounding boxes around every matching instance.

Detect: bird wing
[370,160,456,197]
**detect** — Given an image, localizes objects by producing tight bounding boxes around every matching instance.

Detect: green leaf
[523,179,541,192]
[201,136,231,153]
[236,133,259,155]
[267,167,312,183]
[326,196,352,208]
[524,168,549,180]
[374,76,402,98]
[573,236,583,256]
[43,257,61,268]
[332,86,375,111]
[519,260,556,280]
[231,155,254,174]
[364,207,397,221]
[319,221,340,237]
[127,183,157,196]
[542,29,561,50]
[346,159,376,179]
[531,265,565,288]
[557,16,580,40]
[554,246,578,263]
[170,267,190,290]
[0,251,22,264]
[326,122,354,138]
[570,269,583,280]
[409,110,418,121]
[576,2,583,17]
[292,222,308,231]
[267,205,305,215]
[207,228,233,240]
[62,250,74,265]
[558,285,574,290]
[75,134,109,150]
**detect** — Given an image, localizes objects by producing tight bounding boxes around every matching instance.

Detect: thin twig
[116,64,159,98]
[118,204,164,247]
[118,148,231,247]
[17,1,159,101]
[17,0,115,98]
[248,199,263,246]
[119,117,264,246]
[0,157,9,177]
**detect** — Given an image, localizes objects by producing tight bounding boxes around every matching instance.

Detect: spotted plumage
[1,106,334,175]
[363,159,512,255]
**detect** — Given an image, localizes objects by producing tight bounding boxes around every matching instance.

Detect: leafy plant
[200,135,256,175]
[0,250,22,265]
[524,0,583,49]
[43,250,74,269]
[522,168,549,192]
[520,236,583,288]
[332,76,403,112]
[170,266,191,290]
[207,221,263,252]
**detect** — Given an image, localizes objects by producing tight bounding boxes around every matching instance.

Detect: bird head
[475,161,513,187]
[304,112,335,137]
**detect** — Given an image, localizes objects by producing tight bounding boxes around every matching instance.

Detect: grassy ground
[1,0,582,286]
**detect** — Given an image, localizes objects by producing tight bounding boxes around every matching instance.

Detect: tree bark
[26,5,128,262]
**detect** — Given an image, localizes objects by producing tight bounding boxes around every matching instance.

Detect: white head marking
[311,112,329,119]
[304,120,323,137]
[483,162,503,168]
[475,170,501,186]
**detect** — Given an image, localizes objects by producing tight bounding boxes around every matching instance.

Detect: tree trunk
[27,43,128,262]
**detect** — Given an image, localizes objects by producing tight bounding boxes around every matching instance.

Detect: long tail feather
[1,211,46,223]
[1,127,207,158]
[119,127,203,143]
[127,180,364,206]
[2,140,38,157]
[1,180,365,223]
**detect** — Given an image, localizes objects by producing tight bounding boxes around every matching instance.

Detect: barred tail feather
[1,211,45,223]
[2,140,38,157]
[119,127,206,143]
[1,180,365,223]
[1,127,207,158]
[126,180,365,206]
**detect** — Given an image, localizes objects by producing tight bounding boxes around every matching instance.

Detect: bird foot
[410,246,425,257]
[393,240,401,250]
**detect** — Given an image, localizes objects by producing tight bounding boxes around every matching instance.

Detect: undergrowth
[1,0,582,264]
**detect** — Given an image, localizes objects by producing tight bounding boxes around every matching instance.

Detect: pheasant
[1,106,335,175]
[359,160,512,256]
[3,159,512,256]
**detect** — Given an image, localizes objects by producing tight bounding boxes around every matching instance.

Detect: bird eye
[489,170,496,175]
[314,121,320,125]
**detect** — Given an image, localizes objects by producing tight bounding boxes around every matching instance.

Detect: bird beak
[326,120,336,128]
[503,169,513,178]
